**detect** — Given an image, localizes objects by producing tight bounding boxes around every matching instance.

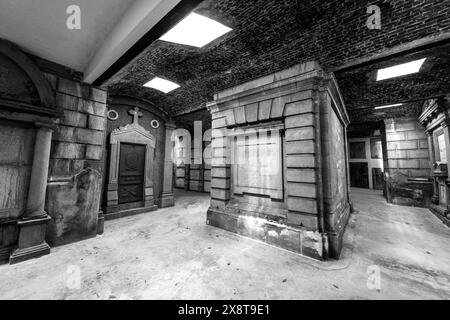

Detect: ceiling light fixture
[376,58,427,81]
[374,103,403,110]
[159,12,232,48]
[143,77,180,94]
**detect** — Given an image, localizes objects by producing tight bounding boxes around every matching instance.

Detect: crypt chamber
[0,0,449,269]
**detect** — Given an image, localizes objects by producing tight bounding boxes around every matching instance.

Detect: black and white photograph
[0,0,449,305]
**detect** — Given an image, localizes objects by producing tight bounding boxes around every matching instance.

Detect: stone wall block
[85,145,103,161]
[287,182,317,198]
[234,106,246,124]
[258,100,273,121]
[285,114,315,129]
[62,110,87,128]
[285,127,315,141]
[286,155,316,168]
[245,103,259,123]
[284,99,314,116]
[58,78,82,97]
[54,142,85,159]
[88,115,106,131]
[285,141,315,154]
[287,212,319,230]
[286,169,316,183]
[287,197,318,214]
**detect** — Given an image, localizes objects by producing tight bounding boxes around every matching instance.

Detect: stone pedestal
[160,123,176,208]
[10,216,51,264]
[10,124,53,264]
[206,62,351,260]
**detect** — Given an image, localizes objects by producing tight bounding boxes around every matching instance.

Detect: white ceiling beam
[83,0,181,84]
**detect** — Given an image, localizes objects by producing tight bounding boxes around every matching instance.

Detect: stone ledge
[9,242,50,265]
[105,206,158,221]
[207,208,324,261]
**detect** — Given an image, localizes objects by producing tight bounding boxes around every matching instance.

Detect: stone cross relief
[128,107,143,125]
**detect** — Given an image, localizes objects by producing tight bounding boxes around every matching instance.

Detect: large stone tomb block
[206,62,351,260]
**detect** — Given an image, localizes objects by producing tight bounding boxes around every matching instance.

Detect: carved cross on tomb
[128,107,143,125]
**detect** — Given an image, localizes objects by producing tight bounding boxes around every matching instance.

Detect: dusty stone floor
[0,188,449,300]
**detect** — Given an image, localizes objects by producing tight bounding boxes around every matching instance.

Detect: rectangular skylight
[143,77,180,94]
[377,58,426,81]
[159,12,232,48]
[374,103,403,110]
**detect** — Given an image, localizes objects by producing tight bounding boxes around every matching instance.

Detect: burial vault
[206,62,352,260]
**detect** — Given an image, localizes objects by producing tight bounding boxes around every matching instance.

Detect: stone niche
[104,96,176,219]
[206,62,352,260]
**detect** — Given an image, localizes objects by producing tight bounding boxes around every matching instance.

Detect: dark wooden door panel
[118,143,145,204]
[350,162,369,189]
[372,168,384,190]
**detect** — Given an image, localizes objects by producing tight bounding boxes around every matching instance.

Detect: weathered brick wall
[44,73,108,246]
[385,117,430,178]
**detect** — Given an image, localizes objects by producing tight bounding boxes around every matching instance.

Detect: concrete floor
[0,188,449,300]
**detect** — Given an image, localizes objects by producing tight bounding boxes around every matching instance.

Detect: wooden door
[350,162,370,189]
[118,143,146,205]
[372,168,384,190]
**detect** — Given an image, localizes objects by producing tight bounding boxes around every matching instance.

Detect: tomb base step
[105,205,158,221]
[429,205,450,228]
[9,243,50,265]
[207,208,324,261]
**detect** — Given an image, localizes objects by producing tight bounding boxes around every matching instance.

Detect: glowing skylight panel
[143,77,180,94]
[374,103,403,110]
[159,13,232,48]
[376,58,427,81]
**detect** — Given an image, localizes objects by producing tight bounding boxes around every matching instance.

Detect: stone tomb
[206,62,352,260]
[419,96,450,227]
[0,40,58,263]
[105,107,158,217]
[0,39,109,262]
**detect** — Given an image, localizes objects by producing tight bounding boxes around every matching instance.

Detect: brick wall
[385,117,431,178]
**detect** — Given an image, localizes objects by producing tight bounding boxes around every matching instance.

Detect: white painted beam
[83,0,181,84]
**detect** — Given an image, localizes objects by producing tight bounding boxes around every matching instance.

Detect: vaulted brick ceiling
[105,0,450,122]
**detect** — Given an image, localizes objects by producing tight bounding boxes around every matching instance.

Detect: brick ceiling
[336,42,450,123]
[106,0,450,123]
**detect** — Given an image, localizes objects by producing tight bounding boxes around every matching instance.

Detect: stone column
[144,144,157,209]
[160,123,177,208]
[427,131,439,204]
[441,122,450,212]
[10,123,53,264]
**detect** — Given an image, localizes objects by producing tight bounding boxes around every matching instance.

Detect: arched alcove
[0,39,59,264]
[0,39,56,115]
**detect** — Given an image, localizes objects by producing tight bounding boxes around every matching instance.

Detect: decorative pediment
[110,123,155,148]
[419,98,447,128]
